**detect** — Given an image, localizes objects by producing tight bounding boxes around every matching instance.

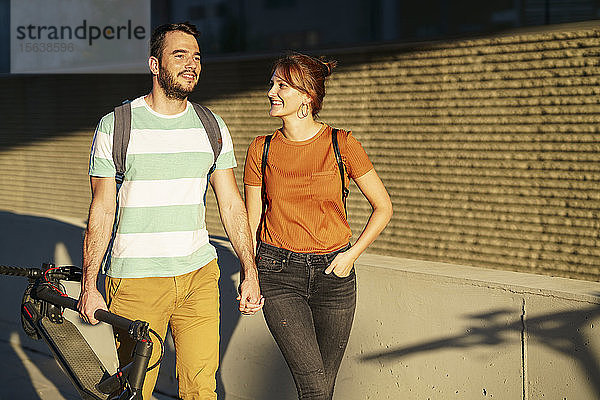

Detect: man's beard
[158,64,197,100]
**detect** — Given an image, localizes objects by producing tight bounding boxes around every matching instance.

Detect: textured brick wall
[0,23,598,280]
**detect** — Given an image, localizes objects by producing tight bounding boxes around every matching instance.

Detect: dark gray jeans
[256,242,356,400]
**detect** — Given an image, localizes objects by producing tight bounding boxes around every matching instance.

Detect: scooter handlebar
[0,265,42,278]
[34,285,134,332]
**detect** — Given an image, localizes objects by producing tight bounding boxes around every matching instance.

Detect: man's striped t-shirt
[89,96,236,278]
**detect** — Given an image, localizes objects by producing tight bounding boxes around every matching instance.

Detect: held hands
[325,250,357,277]
[237,274,265,315]
[77,287,108,325]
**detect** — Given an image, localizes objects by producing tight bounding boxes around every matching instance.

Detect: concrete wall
[0,22,599,281]
[1,212,598,399]
[219,245,600,400]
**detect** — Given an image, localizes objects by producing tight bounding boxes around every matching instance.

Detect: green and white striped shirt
[89,96,236,278]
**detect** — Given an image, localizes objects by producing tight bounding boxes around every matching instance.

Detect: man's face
[156,31,201,100]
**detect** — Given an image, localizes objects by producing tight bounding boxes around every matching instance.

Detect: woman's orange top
[244,124,373,253]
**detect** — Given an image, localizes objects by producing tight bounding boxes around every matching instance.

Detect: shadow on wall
[0,211,257,400]
[360,302,600,398]
[0,43,417,151]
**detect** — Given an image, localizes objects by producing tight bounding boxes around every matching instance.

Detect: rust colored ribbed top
[244,124,373,253]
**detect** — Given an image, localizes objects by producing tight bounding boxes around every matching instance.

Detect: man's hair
[150,22,200,61]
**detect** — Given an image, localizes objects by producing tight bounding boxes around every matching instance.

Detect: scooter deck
[40,316,110,400]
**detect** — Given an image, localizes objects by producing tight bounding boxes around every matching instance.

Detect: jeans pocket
[256,251,285,273]
[331,265,355,279]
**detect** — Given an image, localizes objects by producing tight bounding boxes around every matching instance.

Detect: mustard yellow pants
[105,259,220,400]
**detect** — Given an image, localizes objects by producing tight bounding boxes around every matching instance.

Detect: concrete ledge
[358,253,600,304]
[221,249,600,400]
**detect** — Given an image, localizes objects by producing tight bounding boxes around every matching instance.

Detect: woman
[244,52,393,400]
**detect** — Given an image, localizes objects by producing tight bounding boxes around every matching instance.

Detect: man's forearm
[82,202,115,291]
[219,200,257,277]
[211,169,262,311]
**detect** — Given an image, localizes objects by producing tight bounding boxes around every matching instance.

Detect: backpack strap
[191,102,222,173]
[102,101,131,273]
[112,102,132,185]
[331,129,349,217]
[259,135,273,240]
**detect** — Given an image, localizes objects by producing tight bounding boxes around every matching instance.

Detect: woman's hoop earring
[297,103,309,119]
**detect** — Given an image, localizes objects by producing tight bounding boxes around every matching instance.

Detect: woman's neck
[280,117,323,142]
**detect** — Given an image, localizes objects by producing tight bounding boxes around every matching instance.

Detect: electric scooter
[0,263,164,400]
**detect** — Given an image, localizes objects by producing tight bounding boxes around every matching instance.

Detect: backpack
[259,128,349,239]
[102,100,223,271]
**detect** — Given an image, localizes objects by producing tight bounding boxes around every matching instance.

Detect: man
[78,22,263,400]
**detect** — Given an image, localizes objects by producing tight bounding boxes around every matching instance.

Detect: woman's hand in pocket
[325,251,356,278]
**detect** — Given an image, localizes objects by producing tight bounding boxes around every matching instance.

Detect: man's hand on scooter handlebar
[77,287,108,325]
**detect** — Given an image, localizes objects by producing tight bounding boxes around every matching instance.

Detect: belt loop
[284,250,291,264]
[278,246,290,264]
[326,251,334,264]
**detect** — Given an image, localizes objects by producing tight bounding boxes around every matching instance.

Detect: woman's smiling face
[267,70,310,118]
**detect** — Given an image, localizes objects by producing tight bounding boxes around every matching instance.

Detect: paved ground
[0,323,175,400]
